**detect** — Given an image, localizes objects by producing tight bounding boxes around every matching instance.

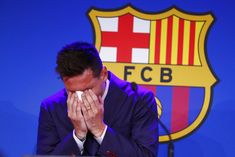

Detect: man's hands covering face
[67,90,106,139]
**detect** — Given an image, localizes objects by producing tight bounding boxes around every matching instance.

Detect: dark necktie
[83,132,100,156]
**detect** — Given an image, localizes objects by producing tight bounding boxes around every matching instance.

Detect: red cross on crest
[101,14,150,62]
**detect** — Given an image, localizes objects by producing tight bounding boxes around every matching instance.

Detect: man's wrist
[94,123,106,138]
[94,125,108,144]
[77,135,86,142]
[75,131,87,141]
[72,130,86,153]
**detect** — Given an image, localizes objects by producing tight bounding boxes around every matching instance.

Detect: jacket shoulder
[109,71,155,101]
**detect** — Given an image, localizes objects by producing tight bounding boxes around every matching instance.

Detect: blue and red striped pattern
[141,85,204,136]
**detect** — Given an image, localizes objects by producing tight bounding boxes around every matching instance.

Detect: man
[36,42,158,156]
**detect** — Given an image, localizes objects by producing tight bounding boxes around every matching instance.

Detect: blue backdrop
[0,0,234,157]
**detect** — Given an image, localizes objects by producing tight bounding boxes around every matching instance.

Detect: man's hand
[67,92,88,139]
[81,89,106,137]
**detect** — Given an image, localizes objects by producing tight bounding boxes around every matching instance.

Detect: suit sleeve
[36,101,81,156]
[97,91,158,157]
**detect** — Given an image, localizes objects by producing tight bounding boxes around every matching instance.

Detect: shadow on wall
[0,150,6,157]
[0,101,38,157]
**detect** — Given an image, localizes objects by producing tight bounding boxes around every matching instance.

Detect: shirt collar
[102,79,110,101]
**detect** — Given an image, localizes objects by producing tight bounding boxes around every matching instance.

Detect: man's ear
[101,66,108,80]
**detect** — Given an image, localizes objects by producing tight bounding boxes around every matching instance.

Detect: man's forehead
[63,69,94,81]
[63,69,98,92]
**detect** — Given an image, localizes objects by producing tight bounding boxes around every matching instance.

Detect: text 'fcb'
[124,66,172,83]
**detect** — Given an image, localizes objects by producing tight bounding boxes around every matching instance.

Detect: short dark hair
[55,42,102,78]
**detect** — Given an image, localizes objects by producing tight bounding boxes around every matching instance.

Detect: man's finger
[89,89,99,104]
[71,93,78,114]
[67,91,72,112]
[82,92,92,110]
[98,95,103,105]
[85,90,97,113]
[76,100,83,118]
[87,89,99,113]
[82,93,94,118]
[81,102,89,120]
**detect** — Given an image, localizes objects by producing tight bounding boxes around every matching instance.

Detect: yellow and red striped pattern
[149,16,204,66]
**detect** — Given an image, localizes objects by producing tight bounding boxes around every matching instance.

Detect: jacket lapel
[103,72,128,127]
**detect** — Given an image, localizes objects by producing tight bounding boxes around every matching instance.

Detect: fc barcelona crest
[89,6,217,142]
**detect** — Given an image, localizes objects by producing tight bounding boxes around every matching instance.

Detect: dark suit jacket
[36,72,158,157]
